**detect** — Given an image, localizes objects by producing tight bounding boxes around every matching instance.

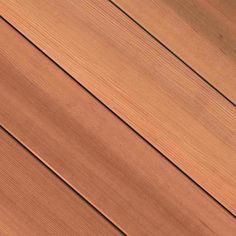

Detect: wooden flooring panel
[0,129,120,235]
[2,0,236,213]
[1,19,236,235]
[113,0,236,103]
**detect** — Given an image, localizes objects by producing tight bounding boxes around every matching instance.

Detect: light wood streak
[1,19,236,235]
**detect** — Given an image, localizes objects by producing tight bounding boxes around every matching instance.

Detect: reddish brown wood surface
[1,18,236,235]
[1,0,236,214]
[113,0,236,102]
[0,128,120,235]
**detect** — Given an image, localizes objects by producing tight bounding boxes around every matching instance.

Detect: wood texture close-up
[1,0,236,215]
[1,19,236,235]
[113,0,236,103]
[0,128,120,235]
[1,0,236,234]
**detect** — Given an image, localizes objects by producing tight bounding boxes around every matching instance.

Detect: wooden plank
[112,0,236,103]
[1,19,236,235]
[0,129,120,235]
[2,0,236,214]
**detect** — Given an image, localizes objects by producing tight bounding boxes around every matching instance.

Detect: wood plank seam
[0,125,126,236]
[0,127,123,235]
[1,16,235,219]
[108,0,236,107]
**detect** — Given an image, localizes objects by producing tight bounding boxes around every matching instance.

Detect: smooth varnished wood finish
[2,0,236,213]
[1,19,236,235]
[113,0,236,103]
[0,129,120,235]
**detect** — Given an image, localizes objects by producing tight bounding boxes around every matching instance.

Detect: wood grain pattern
[113,0,236,103]
[0,129,120,235]
[2,0,236,213]
[1,19,236,235]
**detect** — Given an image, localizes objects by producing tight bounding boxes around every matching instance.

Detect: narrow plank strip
[0,128,120,235]
[2,0,236,213]
[1,19,236,235]
[112,0,236,103]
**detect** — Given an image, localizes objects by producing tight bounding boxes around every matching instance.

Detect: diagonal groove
[108,0,236,107]
[0,125,126,235]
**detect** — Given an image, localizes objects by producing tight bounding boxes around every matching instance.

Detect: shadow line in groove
[108,0,236,107]
[0,125,126,235]
[1,16,235,218]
